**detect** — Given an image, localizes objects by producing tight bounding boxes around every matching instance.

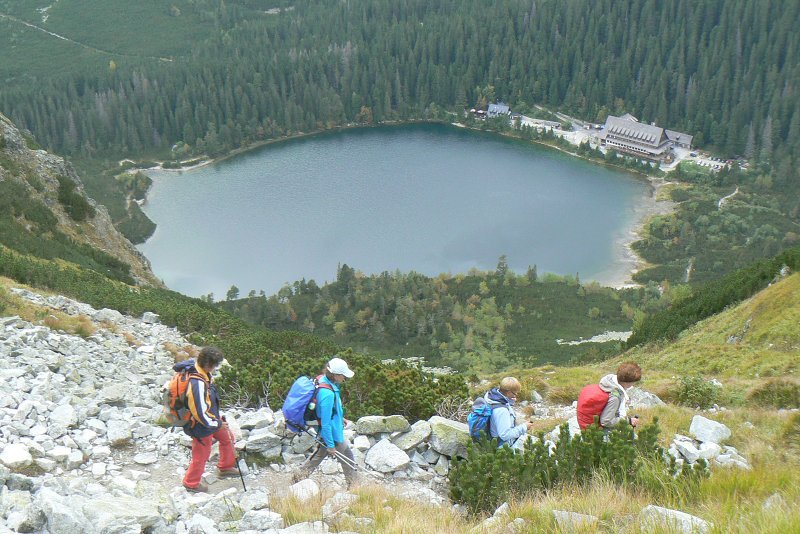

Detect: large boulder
[689,415,731,444]
[35,488,93,534]
[245,427,282,455]
[639,505,712,533]
[82,495,161,532]
[236,408,274,430]
[391,420,432,451]
[365,439,411,473]
[49,404,78,428]
[428,416,470,458]
[355,415,410,435]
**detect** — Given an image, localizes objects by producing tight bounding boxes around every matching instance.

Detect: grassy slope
[623,272,800,379]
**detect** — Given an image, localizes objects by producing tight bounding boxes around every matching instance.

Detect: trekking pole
[223,417,247,492]
[301,428,383,479]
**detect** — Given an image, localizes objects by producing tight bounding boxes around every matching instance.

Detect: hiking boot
[217,467,239,479]
[183,481,209,493]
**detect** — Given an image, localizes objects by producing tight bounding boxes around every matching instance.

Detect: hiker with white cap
[293,356,357,487]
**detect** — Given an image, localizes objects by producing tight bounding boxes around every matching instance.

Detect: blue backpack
[281,375,333,433]
[467,396,495,442]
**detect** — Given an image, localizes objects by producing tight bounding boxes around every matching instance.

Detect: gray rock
[553,510,599,530]
[762,493,787,511]
[391,420,432,451]
[82,495,161,532]
[141,312,161,324]
[433,455,449,476]
[639,505,711,533]
[239,489,271,512]
[245,427,282,453]
[290,431,316,454]
[94,308,124,323]
[365,439,410,473]
[422,448,441,464]
[531,391,544,403]
[238,509,285,531]
[627,387,666,409]
[237,409,274,430]
[428,416,470,458]
[689,415,731,444]
[355,415,410,435]
[97,384,133,406]
[36,488,93,534]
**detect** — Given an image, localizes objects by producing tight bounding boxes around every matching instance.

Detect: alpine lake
[138,124,653,298]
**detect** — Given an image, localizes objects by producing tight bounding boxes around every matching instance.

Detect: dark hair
[198,346,225,370]
[617,362,642,383]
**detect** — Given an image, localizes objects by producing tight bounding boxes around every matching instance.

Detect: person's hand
[327,448,337,457]
[629,416,639,428]
[525,421,535,432]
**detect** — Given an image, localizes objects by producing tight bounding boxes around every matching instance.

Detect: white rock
[697,442,721,460]
[82,495,161,532]
[689,415,731,444]
[141,312,160,324]
[35,487,92,534]
[627,387,666,409]
[355,415,410,435]
[237,409,274,430]
[184,514,219,534]
[391,420,432,451]
[427,416,470,458]
[552,510,598,530]
[365,439,411,473]
[675,441,700,463]
[282,520,329,533]
[494,502,510,517]
[238,509,284,530]
[106,420,133,446]
[639,505,712,533]
[322,492,358,517]
[49,404,78,428]
[353,435,371,451]
[65,450,84,469]
[433,455,450,476]
[48,446,72,463]
[91,462,107,476]
[289,479,320,503]
[133,452,159,465]
[239,489,270,512]
[0,443,33,470]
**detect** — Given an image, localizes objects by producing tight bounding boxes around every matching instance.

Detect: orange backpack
[163,368,206,427]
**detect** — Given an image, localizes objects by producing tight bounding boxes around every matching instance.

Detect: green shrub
[449,418,705,515]
[747,379,800,408]
[675,376,720,408]
[56,175,96,222]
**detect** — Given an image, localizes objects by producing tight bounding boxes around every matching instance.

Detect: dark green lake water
[138,124,650,297]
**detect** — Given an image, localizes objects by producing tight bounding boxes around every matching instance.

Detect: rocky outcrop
[0,113,159,285]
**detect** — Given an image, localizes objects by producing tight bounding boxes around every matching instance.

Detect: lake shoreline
[141,120,676,291]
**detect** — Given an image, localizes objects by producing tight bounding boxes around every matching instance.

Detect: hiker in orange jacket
[180,347,238,492]
[577,362,642,431]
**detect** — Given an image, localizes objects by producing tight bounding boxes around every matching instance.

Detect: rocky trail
[0,288,751,533]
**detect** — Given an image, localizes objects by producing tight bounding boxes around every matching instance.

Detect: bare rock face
[0,113,159,286]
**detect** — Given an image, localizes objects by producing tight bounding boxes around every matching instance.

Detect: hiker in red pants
[179,347,238,492]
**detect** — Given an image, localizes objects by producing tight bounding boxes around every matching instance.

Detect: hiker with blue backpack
[469,377,533,447]
[291,357,358,487]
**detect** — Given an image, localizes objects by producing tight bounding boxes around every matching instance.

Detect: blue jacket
[315,375,345,448]
[175,360,222,439]
[485,388,527,446]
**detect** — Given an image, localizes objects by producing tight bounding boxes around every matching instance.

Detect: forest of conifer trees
[1,0,798,184]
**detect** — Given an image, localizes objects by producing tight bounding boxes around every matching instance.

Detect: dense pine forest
[1,0,798,168]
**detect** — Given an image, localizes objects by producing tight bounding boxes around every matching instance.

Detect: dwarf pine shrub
[675,376,719,408]
[449,418,707,515]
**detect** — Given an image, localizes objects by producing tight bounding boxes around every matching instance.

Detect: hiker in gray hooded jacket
[485,377,533,446]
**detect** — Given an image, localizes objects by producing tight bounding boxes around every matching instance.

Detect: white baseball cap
[327,357,354,378]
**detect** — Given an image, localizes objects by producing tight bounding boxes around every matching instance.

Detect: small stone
[289,479,320,503]
[133,452,159,465]
[0,444,33,470]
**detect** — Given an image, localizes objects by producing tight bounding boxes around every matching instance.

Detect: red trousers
[183,426,235,488]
